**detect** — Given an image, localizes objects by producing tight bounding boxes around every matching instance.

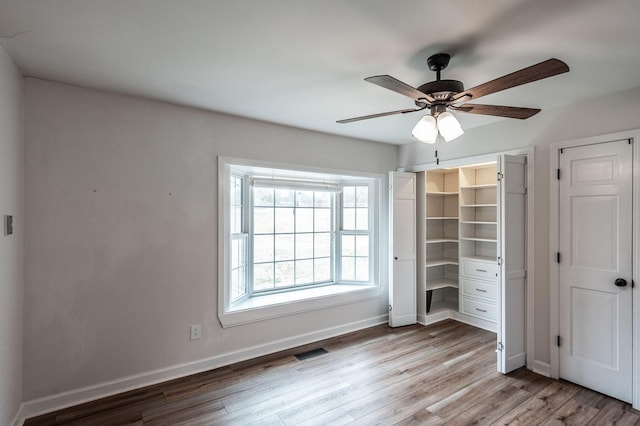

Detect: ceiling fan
[337,53,569,143]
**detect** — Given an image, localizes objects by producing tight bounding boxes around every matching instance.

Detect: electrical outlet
[190,324,201,341]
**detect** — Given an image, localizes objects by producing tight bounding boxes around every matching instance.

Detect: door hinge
[560,148,564,154]
[497,256,503,266]
[497,172,504,181]
[388,304,392,312]
[497,342,504,352]
[557,168,561,180]
[556,335,561,347]
[556,252,561,263]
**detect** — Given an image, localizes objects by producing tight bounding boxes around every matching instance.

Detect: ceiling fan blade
[453,103,541,119]
[451,58,569,102]
[365,75,434,103]
[337,106,426,124]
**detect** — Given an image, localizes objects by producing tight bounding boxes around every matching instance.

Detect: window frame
[218,156,386,328]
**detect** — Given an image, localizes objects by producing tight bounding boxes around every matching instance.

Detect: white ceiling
[1,0,639,145]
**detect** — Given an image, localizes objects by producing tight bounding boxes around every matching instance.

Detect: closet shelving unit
[424,169,459,313]
[458,164,499,323]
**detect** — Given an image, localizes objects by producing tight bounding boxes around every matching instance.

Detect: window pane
[254,207,274,234]
[254,188,274,206]
[254,263,274,290]
[314,208,331,232]
[232,238,241,268]
[341,235,355,256]
[295,208,313,232]
[356,235,369,257]
[275,234,294,261]
[314,233,331,257]
[342,257,355,281]
[253,234,274,263]
[314,258,331,282]
[275,189,294,207]
[343,186,355,207]
[232,206,242,234]
[356,208,368,231]
[275,261,294,287]
[343,208,355,230]
[274,208,294,233]
[296,191,314,207]
[296,259,314,284]
[314,192,331,208]
[295,233,314,259]
[356,186,368,207]
[356,258,369,281]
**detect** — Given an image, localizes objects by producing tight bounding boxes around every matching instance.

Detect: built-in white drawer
[461,258,497,280]
[460,277,497,301]
[461,296,497,322]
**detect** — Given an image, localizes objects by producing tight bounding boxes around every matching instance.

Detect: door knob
[614,278,627,287]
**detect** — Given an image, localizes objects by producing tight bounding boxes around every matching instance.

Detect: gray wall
[0,45,24,424]
[23,78,397,400]
[399,87,640,368]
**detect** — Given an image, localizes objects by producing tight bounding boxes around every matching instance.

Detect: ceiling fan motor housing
[415,79,465,105]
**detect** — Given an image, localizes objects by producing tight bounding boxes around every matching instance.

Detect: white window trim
[218,156,387,328]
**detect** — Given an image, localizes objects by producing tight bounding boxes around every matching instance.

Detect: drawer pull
[475,288,487,293]
[475,308,487,313]
[475,268,487,273]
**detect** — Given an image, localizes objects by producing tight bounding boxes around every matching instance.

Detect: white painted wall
[399,87,640,369]
[0,45,24,425]
[23,78,397,401]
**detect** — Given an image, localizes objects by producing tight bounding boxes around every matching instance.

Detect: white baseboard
[417,310,453,325]
[10,403,25,426]
[532,360,551,377]
[19,314,388,423]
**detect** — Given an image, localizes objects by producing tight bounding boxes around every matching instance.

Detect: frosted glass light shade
[412,115,438,144]
[437,112,464,142]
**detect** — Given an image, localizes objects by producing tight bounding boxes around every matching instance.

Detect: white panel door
[497,154,527,373]
[559,140,633,402]
[389,172,417,327]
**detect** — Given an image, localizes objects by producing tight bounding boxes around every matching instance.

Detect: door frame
[549,129,640,409]
[400,146,535,371]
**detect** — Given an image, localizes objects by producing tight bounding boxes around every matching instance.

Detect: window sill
[219,284,383,328]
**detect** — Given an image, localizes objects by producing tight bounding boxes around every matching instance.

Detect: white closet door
[389,172,417,327]
[497,154,527,373]
[558,140,632,403]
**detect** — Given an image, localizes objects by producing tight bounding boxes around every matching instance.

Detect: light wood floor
[25,319,640,425]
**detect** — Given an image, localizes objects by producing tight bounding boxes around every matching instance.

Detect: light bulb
[412,115,438,144]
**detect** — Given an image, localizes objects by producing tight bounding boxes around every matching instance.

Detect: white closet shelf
[460,220,497,225]
[460,237,497,242]
[460,184,497,189]
[426,216,459,220]
[426,191,459,195]
[460,204,497,208]
[426,258,459,267]
[426,278,458,291]
[426,238,458,244]
[460,255,496,263]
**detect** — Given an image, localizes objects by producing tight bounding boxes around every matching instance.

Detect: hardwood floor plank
[23,320,639,426]
[493,380,580,425]
[539,397,600,425]
[446,384,532,425]
[585,398,640,425]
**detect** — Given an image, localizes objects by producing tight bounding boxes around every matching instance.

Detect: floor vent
[295,348,328,361]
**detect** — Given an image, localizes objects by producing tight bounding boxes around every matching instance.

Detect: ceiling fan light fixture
[437,111,464,142]
[412,115,438,144]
